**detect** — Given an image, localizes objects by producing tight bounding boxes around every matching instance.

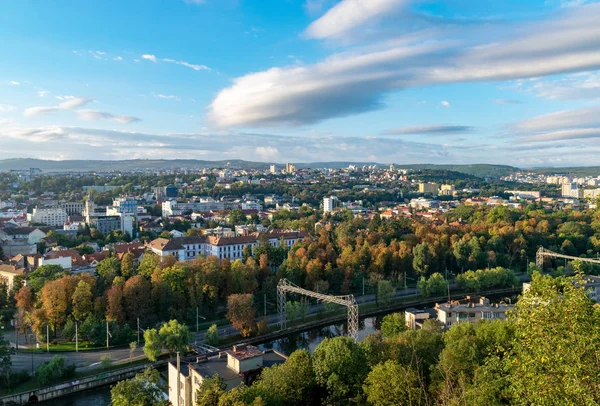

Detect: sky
[1,0,600,167]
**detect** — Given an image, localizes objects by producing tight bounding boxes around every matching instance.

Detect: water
[40,387,111,405]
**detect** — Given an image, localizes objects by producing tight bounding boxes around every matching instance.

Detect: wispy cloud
[23,97,91,117]
[494,98,521,104]
[0,104,16,112]
[113,56,123,61]
[152,93,180,101]
[8,81,19,85]
[383,125,473,135]
[37,90,50,97]
[512,106,600,143]
[441,101,451,108]
[209,3,600,127]
[76,109,141,124]
[141,53,209,71]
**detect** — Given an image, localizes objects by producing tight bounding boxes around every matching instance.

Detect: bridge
[536,247,600,268]
[277,278,359,342]
[191,343,220,354]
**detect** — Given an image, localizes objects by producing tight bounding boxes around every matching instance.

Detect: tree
[0,332,11,389]
[505,273,600,405]
[251,349,316,405]
[106,284,125,324]
[312,336,369,405]
[412,242,434,276]
[123,275,151,324]
[72,280,93,322]
[129,341,137,363]
[377,280,395,307]
[28,264,67,292]
[363,360,423,406]
[96,257,121,284]
[380,313,406,339]
[205,324,219,347]
[111,368,168,406]
[143,328,162,362]
[40,279,68,334]
[158,319,191,355]
[418,272,449,297]
[36,356,75,385]
[196,375,226,406]
[120,252,136,279]
[227,294,256,337]
[138,252,160,278]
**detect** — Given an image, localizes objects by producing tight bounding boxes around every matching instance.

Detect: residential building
[562,182,581,198]
[269,165,276,174]
[583,189,600,200]
[323,196,340,213]
[405,308,433,330]
[60,201,85,216]
[439,184,455,196]
[285,163,296,174]
[435,296,513,329]
[0,264,25,291]
[147,230,307,262]
[418,182,439,195]
[168,345,287,406]
[28,207,67,227]
[409,198,440,209]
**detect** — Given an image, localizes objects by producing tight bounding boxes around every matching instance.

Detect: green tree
[143,328,162,362]
[96,257,121,283]
[380,313,406,339]
[363,360,423,406]
[36,356,75,385]
[0,332,11,389]
[111,368,168,406]
[204,324,219,347]
[227,293,256,337]
[312,336,369,405]
[506,273,600,405]
[72,280,93,322]
[412,242,434,276]
[138,252,160,278]
[27,265,67,292]
[158,319,191,355]
[196,375,226,406]
[377,280,395,307]
[120,252,136,279]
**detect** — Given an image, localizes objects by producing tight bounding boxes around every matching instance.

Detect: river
[41,314,385,405]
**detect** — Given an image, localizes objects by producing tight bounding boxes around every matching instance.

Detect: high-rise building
[28,207,68,227]
[285,163,296,174]
[270,165,277,174]
[418,182,439,195]
[562,182,581,198]
[323,196,339,213]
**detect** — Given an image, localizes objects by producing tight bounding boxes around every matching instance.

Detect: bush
[101,355,112,369]
[36,356,75,386]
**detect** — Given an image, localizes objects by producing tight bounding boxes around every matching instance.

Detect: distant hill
[528,166,600,177]
[0,159,521,178]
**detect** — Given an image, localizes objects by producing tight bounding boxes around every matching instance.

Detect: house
[435,296,514,329]
[168,345,287,406]
[0,264,25,291]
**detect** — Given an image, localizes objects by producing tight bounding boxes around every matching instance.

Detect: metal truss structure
[277,278,359,341]
[536,247,600,268]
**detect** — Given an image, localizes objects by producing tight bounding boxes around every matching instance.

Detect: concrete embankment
[0,361,166,405]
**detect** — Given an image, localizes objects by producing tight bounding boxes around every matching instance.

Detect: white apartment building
[147,230,307,262]
[418,182,439,195]
[409,198,440,209]
[562,182,581,198]
[323,196,340,213]
[435,297,513,329]
[28,207,67,227]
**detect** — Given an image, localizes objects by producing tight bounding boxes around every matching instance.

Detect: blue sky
[1,0,600,167]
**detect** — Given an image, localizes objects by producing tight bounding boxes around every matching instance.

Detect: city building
[435,296,513,329]
[405,308,433,330]
[269,165,276,174]
[285,163,296,174]
[323,196,340,213]
[28,207,67,227]
[439,184,456,196]
[409,198,440,209]
[168,345,287,406]
[147,230,307,262]
[583,189,600,200]
[562,182,581,198]
[0,264,25,291]
[60,201,85,216]
[418,182,439,195]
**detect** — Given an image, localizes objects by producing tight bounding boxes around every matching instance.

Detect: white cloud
[0,104,16,112]
[153,93,180,101]
[305,0,409,40]
[494,99,521,104]
[23,97,91,117]
[142,54,210,71]
[9,81,19,85]
[255,146,279,160]
[37,90,50,97]
[383,125,473,135]
[209,3,600,127]
[512,106,600,143]
[142,54,157,63]
[113,56,123,61]
[522,72,600,100]
[441,101,451,108]
[76,109,141,124]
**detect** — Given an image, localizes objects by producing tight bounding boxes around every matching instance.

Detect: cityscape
[2,0,600,405]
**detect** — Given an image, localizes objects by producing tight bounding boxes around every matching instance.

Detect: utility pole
[14,317,18,352]
[264,294,267,318]
[404,272,407,290]
[46,325,49,353]
[137,318,140,344]
[196,307,199,333]
[75,322,78,352]
[106,321,112,349]
[362,278,365,296]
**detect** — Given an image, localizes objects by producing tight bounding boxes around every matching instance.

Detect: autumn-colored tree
[40,280,68,334]
[120,252,136,279]
[106,284,125,324]
[227,294,256,337]
[123,275,151,325]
